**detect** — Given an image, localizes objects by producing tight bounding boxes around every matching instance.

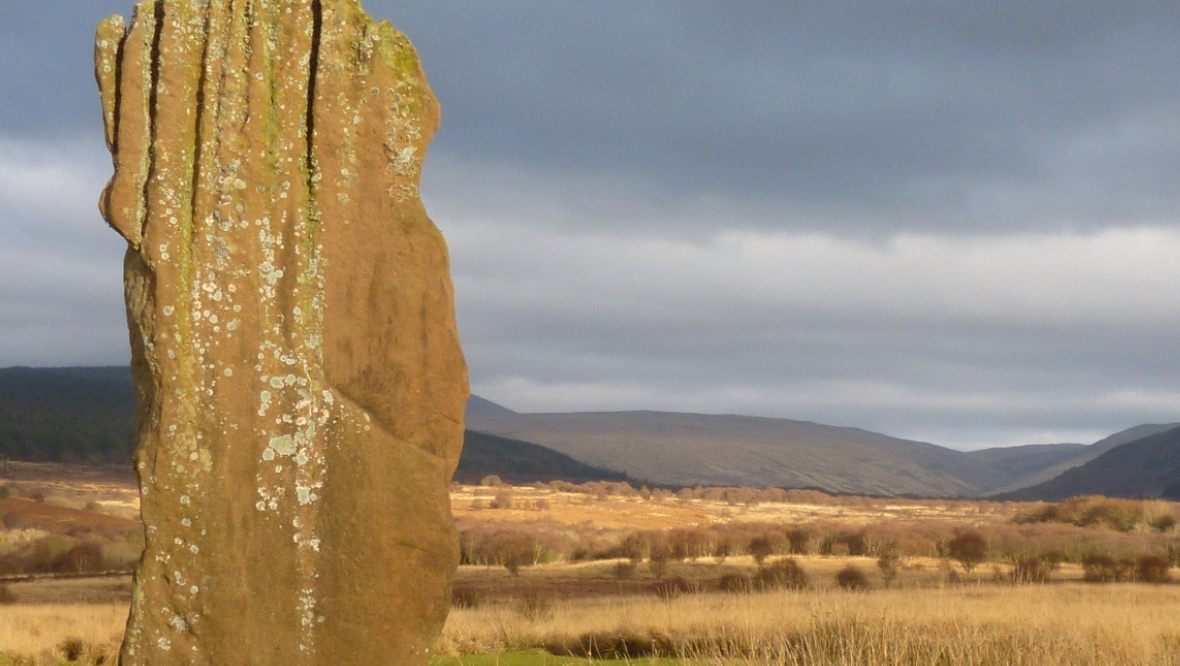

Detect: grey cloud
[2,2,1179,450]
[0,1,129,138]
[0,138,126,366]
[7,2,1180,230]
[446,219,1180,445]
[379,1,1180,234]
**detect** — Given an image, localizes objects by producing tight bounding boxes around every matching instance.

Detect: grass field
[435,582,1180,665]
[0,471,1177,664]
[0,604,123,665]
[3,581,1179,665]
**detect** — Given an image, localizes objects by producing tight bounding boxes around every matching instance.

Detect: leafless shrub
[711,537,733,565]
[1135,554,1172,584]
[785,528,812,555]
[756,558,809,591]
[1150,514,1176,533]
[516,590,552,621]
[835,564,870,591]
[718,573,753,593]
[668,528,708,561]
[749,535,774,566]
[58,637,85,662]
[613,532,644,566]
[451,587,484,609]
[877,550,901,587]
[651,576,694,600]
[55,541,105,574]
[1010,555,1054,584]
[1082,553,1133,583]
[1017,496,1146,532]
[490,490,515,510]
[947,530,988,572]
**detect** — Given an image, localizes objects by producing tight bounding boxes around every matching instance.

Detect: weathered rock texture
[95,2,467,663]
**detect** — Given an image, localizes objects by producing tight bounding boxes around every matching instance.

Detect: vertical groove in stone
[186,6,214,242]
[307,0,322,172]
[140,0,164,243]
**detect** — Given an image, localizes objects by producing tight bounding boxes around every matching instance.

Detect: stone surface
[95,2,468,663]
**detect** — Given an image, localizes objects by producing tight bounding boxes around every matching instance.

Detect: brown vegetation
[437,584,1180,664]
[449,484,1179,589]
[3,472,1180,664]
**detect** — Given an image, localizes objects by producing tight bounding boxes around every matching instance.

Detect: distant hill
[0,366,136,463]
[467,410,1011,497]
[981,423,1180,494]
[965,443,1087,490]
[0,366,626,485]
[456,430,628,485]
[997,426,1180,501]
[465,395,516,420]
[7,366,1178,498]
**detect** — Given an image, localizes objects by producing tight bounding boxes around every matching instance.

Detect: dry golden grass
[0,604,123,664]
[437,583,1180,665]
[451,484,1024,531]
[6,582,1178,665]
[1,473,1175,664]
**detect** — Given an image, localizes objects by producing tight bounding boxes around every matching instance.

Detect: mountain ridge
[996,425,1180,501]
[3,366,1176,497]
[467,409,1004,497]
[978,423,1180,495]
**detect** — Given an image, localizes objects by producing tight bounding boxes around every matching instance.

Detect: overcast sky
[3,2,1180,449]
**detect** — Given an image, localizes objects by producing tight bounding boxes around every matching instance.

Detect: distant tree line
[455,431,630,485]
[0,368,636,485]
[456,496,1180,586]
[0,367,136,465]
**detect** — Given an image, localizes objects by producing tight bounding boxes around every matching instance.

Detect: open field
[453,482,1022,530]
[3,578,1180,665]
[437,583,1180,665]
[0,468,1178,663]
[1,463,1026,531]
[0,605,123,665]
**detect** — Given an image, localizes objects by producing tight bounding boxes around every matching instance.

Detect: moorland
[0,465,1178,665]
[7,366,1180,499]
[3,366,1180,664]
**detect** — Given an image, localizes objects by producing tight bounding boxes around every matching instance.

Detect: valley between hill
[3,366,1179,500]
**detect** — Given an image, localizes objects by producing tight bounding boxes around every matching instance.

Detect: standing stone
[95,2,467,663]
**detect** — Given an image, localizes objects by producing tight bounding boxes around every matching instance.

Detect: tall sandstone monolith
[95,2,467,663]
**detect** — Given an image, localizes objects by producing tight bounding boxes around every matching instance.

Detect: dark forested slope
[997,426,1180,501]
[0,366,136,463]
[0,366,624,484]
[455,430,628,484]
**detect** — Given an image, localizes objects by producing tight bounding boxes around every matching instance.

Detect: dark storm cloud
[6,2,1180,231]
[2,2,1179,449]
[379,1,1180,234]
[0,1,130,138]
